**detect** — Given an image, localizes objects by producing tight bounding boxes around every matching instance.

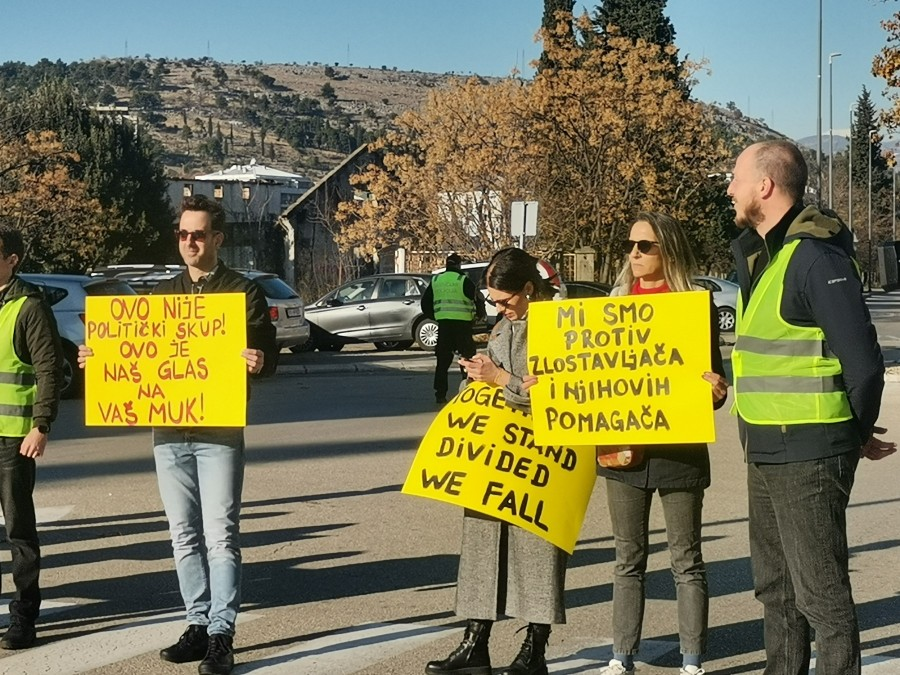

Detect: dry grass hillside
[107,58,471,180]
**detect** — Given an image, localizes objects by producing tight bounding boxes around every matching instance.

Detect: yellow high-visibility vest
[0,296,37,437]
[732,239,852,425]
[432,272,474,321]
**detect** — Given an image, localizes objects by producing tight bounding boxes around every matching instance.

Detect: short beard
[735,199,764,230]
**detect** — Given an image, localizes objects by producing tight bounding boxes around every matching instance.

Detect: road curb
[278,361,435,375]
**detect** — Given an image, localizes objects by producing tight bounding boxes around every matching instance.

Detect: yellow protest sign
[527,291,714,446]
[84,294,248,427]
[402,382,597,553]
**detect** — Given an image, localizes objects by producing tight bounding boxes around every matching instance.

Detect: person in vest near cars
[728,140,896,675]
[421,252,485,405]
[0,223,64,650]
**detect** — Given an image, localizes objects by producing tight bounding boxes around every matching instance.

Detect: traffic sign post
[511,201,538,249]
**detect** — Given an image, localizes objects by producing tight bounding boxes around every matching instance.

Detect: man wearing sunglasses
[728,140,894,675]
[80,195,276,675]
[156,195,277,674]
[421,253,485,405]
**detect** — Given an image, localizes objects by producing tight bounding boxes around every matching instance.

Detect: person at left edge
[79,195,276,675]
[0,223,64,650]
[421,252,485,405]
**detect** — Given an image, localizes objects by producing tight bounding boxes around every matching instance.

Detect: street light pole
[817,0,823,205]
[849,105,854,236]
[869,129,877,291]
[828,52,842,209]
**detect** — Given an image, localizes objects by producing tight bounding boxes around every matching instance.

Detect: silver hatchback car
[304,273,436,351]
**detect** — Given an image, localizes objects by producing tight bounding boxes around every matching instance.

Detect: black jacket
[0,276,64,431]
[597,296,726,490]
[731,204,884,464]
[153,263,278,380]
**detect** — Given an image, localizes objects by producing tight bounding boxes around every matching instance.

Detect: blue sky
[1,0,895,140]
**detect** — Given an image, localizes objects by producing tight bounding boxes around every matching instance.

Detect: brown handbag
[596,445,645,469]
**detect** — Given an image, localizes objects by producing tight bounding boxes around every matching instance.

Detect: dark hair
[754,140,808,204]
[0,225,25,273]
[181,194,225,230]
[446,252,462,268]
[485,247,554,300]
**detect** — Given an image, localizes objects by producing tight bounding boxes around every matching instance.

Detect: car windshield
[252,276,298,300]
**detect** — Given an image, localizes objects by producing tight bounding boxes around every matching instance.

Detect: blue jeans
[605,479,708,657]
[153,427,245,637]
[748,452,860,675]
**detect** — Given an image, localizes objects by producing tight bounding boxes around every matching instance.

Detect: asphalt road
[4,290,900,674]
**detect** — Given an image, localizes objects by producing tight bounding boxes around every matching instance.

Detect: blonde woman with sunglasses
[596,212,728,675]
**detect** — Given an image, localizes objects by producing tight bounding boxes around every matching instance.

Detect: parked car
[431,258,567,325]
[693,275,739,333]
[89,264,310,356]
[235,270,310,355]
[303,273,435,351]
[565,281,612,298]
[18,273,137,399]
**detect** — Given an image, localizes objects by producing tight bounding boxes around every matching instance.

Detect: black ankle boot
[425,619,492,675]
[495,623,551,675]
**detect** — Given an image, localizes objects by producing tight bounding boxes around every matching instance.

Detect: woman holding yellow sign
[595,212,728,675]
[425,248,562,675]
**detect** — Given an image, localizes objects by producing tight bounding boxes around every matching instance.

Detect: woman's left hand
[702,371,729,403]
[462,353,500,383]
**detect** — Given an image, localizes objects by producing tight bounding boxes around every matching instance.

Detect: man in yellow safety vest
[0,223,63,650]
[728,140,895,675]
[422,253,485,405]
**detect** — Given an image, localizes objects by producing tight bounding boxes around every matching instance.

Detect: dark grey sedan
[303,274,437,351]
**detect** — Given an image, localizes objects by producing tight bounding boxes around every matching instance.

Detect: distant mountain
[797,135,851,154]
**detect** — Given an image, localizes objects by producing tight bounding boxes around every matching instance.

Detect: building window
[213,185,224,199]
[182,184,193,197]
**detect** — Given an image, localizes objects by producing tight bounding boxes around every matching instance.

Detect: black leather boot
[425,619,492,675]
[495,623,551,675]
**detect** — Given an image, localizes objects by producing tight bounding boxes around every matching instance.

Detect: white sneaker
[680,667,705,675]
[597,660,634,675]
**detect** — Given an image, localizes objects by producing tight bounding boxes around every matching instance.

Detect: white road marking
[0,600,76,626]
[549,637,676,672]
[0,610,260,675]
[0,505,74,527]
[237,621,457,674]
[810,652,900,674]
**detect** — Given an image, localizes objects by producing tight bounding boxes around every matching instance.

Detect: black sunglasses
[485,291,521,309]
[624,239,660,255]
[175,229,217,242]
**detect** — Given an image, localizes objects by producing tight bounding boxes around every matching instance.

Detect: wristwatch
[36,424,50,434]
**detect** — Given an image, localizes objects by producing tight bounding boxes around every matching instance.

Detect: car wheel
[718,307,736,333]
[290,337,316,353]
[415,318,439,351]
[374,340,414,351]
[60,343,83,400]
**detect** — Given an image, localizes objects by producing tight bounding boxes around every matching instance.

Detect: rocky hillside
[95,58,463,180]
[2,56,788,181]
